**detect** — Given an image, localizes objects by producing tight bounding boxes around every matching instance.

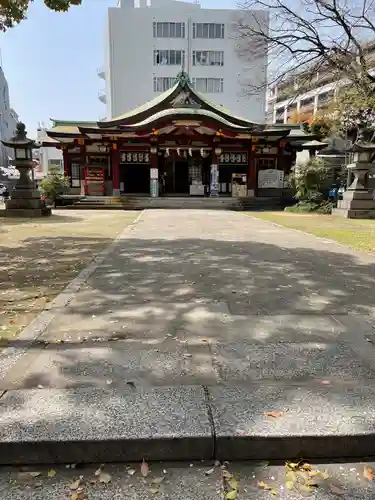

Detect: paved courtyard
[2,209,375,391]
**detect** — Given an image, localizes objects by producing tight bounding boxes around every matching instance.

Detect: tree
[236,0,375,96]
[0,0,81,31]
[292,157,329,200]
[40,165,69,207]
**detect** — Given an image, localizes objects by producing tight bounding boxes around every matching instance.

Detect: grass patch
[248,211,375,253]
[0,210,139,341]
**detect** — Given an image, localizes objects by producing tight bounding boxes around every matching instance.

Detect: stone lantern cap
[1,122,40,150]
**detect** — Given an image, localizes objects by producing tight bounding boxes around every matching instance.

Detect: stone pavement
[2,209,375,463]
[1,460,375,499]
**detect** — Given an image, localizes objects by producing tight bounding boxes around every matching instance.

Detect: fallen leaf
[300,463,312,471]
[205,468,215,476]
[47,469,57,478]
[127,468,136,476]
[71,493,85,500]
[152,476,165,485]
[228,477,239,490]
[94,466,102,477]
[330,484,345,495]
[222,470,233,479]
[285,480,294,490]
[226,490,238,500]
[364,466,374,481]
[70,479,81,490]
[264,411,284,418]
[149,486,160,494]
[17,471,42,480]
[99,472,112,484]
[141,459,149,478]
[200,339,208,342]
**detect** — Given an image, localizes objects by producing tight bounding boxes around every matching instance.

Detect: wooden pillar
[248,138,256,196]
[111,144,120,195]
[80,144,87,195]
[62,148,69,178]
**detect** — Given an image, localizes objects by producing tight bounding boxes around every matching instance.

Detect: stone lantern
[1,122,51,217]
[333,129,375,218]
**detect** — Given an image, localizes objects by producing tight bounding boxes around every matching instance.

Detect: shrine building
[43,71,316,203]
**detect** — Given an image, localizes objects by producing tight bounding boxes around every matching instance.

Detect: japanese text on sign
[219,152,248,164]
[120,152,151,164]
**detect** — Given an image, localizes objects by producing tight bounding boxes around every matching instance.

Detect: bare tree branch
[235,0,375,98]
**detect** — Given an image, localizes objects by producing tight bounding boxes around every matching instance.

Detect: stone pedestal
[332,161,375,219]
[4,162,51,218]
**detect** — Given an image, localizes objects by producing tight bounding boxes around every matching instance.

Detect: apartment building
[99,0,268,123]
[0,68,18,167]
[267,42,375,124]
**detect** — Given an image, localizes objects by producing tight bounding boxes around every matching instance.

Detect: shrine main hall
[44,71,316,202]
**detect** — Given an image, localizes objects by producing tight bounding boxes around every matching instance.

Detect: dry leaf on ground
[364,466,374,481]
[99,472,112,484]
[225,490,237,500]
[127,468,136,476]
[47,469,57,478]
[149,486,160,494]
[222,470,233,479]
[17,471,42,480]
[329,484,345,495]
[141,459,150,477]
[152,476,165,485]
[70,478,82,490]
[205,468,214,476]
[264,411,284,418]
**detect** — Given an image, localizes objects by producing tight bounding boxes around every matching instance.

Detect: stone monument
[1,122,51,217]
[333,128,375,219]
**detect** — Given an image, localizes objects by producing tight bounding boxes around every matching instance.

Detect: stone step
[1,382,375,465]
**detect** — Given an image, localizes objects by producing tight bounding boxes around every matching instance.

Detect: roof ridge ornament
[175,69,191,89]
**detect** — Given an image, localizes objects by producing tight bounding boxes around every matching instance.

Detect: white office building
[99,0,268,123]
[0,68,18,168]
[36,126,63,174]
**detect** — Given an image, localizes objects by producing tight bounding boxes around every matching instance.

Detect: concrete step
[2,381,375,465]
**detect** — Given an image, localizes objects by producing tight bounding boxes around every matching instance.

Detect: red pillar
[62,149,69,177]
[112,144,120,195]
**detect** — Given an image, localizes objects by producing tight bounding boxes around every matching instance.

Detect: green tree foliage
[40,165,70,207]
[0,0,81,31]
[291,157,329,201]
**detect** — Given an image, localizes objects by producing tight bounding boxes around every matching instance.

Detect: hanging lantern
[177,148,181,156]
[189,148,193,157]
[164,148,170,157]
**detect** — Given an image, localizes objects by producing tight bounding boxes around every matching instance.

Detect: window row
[152,22,225,39]
[153,77,224,93]
[153,50,224,66]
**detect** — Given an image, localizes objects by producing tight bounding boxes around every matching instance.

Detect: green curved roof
[121,108,250,131]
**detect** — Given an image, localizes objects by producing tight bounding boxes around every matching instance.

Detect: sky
[0,0,236,138]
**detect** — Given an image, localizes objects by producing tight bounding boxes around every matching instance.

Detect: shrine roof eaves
[119,108,254,131]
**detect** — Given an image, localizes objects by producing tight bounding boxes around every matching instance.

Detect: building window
[191,78,224,93]
[153,22,185,38]
[154,50,185,66]
[300,96,314,107]
[71,163,81,187]
[153,76,176,92]
[48,159,63,171]
[192,23,224,39]
[192,50,224,66]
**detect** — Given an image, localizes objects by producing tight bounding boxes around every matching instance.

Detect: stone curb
[0,211,144,376]
[1,382,375,464]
